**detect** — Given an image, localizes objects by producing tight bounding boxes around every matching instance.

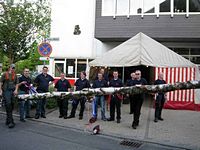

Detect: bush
[46,98,57,109]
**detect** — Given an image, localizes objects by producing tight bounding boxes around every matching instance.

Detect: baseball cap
[10,64,15,69]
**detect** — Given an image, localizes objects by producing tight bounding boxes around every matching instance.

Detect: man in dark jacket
[154,72,166,122]
[92,72,108,121]
[18,67,32,122]
[34,66,54,119]
[131,70,147,129]
[67,71,90,120]
[107,70,123,123]
[55,72,71,119]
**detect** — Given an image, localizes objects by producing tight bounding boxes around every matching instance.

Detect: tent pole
[122,66,125,84]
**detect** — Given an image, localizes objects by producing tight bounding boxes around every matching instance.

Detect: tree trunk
[17,80,200,100]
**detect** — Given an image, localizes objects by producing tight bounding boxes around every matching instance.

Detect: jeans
[19,100,30,120]
[93,96,106,119]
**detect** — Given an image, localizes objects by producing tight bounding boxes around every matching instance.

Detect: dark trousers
[36,98,46,116]
[129,95,135,113]
[132,94,144,126]
[3,90,15,124]
[110,95,121,120]
[155,94,165,119]
[70,97,86,117]
[57,98,68,117]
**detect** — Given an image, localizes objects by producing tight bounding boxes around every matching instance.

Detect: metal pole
[122,66,125,84]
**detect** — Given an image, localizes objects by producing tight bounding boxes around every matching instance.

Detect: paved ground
[1,98,200,150]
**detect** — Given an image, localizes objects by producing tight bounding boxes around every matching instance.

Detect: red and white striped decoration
[155,67,195,103]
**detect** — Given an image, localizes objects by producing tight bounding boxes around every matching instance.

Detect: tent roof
[89,32,195,67]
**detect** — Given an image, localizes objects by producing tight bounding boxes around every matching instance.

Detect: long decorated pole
[17,80,200,100]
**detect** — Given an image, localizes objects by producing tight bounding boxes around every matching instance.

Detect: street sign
[39,57,49,61]
[38,42,52,57]
[47,37,60,41]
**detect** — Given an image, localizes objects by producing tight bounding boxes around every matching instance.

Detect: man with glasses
[131,70,147,129]
[0,64,18,128]
[18,68,32,122]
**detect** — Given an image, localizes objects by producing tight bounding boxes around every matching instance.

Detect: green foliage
[46,98,57,109]
[0,0,51,64]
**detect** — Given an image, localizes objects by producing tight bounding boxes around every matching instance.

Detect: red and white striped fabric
[155,67,195,109]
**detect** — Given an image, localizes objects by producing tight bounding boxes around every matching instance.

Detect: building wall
[95,0,200,45]
[50,0,97,59]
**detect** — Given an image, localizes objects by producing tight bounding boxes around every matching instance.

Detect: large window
[102,0,114,16]
[160,0,170,12]
[172,48,200,64]
[189,0,200,12]
[144,0,155,14]
[66,59,75,78]
[130,0,142,14]
[116,0,129,15]
[77,59,87,77]
[102,0,200,17]
[174,0,186,13]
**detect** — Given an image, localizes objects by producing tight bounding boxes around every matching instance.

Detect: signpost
[38,42,52,65]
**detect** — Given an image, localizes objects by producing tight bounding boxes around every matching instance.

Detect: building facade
[49,0,200,83]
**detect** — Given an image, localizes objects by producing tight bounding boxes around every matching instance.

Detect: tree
[0,0,51,64]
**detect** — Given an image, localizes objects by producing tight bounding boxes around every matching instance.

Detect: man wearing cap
[34,66,54,119]
[0,64,18,128]
[67,71,90,120]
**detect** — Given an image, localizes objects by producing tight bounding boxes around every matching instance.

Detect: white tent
[89,32,195,67]
[89,32,200,109]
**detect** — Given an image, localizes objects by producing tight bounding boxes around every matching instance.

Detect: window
[130,0,142,14]
[174,0,186,13]
[102,0,114,16]
[144,0,155,13]
[66,59,75,78]
[77,59,87,77]
[189,0,200,12]
[116,0,129,15]
[55,63,64,77]
[160,0,170,12]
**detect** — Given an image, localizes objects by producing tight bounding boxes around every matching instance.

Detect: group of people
[0,65,166,130]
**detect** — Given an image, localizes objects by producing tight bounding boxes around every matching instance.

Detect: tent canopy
[89,32,195,67]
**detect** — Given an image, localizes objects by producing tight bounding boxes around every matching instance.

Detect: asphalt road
[0,113,187,150]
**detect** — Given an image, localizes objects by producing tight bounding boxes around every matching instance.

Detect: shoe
[35,115,39,119]
[158,117,164,121]
[26,116,33,119]
[20,119,26,122]
[8,122,15,128]
[107,118,114,121]
[5,120,9,126]
[63,116,68,119]
[154,118,158,123]
[59,115,63,118]
[67,115,75,119]
[101,118,107,121]
[117,119,120,123]
[79,116,83,120]
[132,124,137,129]
[41,115,46,118]
[129,112,133,114]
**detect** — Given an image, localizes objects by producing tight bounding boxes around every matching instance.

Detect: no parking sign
[38,42,52,57]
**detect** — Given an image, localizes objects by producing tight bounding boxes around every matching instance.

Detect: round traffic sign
[38,42,52,57]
